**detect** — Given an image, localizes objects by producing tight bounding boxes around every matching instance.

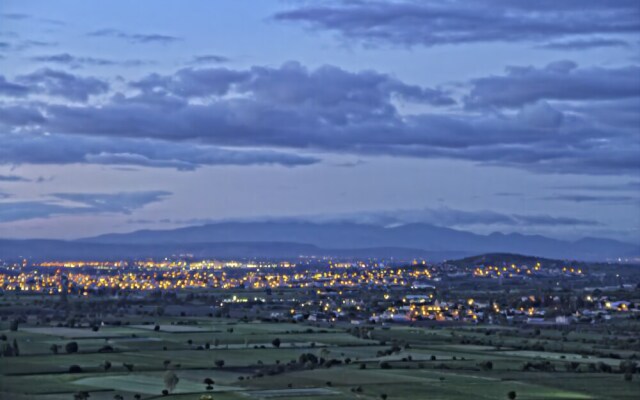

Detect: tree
[69,365,83,373]
[65,341,79,354]
[508,391,517,400]
[272,338,281,348]
[103,360,112,371]
[9,320,19,332]
[215,359,225,368]
[50,344,59,355]
[479,360,493,371]
[164,370,180,393]
[123,363,134,372]
[12,339,19,356]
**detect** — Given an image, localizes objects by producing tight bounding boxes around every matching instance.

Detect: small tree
[69,365,83,373]
[65,341,79,354]
[9,320,19,332]
[12,339,19,356]
[215,359,225,368]
[272,338,281,348]
[50,344,59,355]
[164,370,179,393]
[508,391,517,400]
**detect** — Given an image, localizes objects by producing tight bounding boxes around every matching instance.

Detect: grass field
[1,294,639,400]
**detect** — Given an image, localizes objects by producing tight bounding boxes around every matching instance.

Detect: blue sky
[0,0,639,241]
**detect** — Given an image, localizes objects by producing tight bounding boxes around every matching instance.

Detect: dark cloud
[549,181,640,192]
[31,53,114,67]
[0,75,30,97]
[190,54,230,64]
[274,1,640,47]
[466,61,640,108]
[0,133,319,170]
[30,53,153,68]
[87,29,181,44]
[0,174,30,182]
[1,13,29,20]
[16,68,109,101]
[539,38,630,50]
[0,105,46,126]
[0,39,58,52]
[1,61,638,175]
[0,13,64,26]
[129,62,454,105]
[0,190,171,223]
[543,194,638,203]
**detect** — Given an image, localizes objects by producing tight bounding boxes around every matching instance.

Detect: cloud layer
[274,0,640,48]
[0,190,170,223]
[2,59,637,175]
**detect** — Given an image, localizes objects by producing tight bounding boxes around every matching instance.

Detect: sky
[0,0,639,242]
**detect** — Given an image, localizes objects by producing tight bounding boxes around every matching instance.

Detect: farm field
[1,292,638,400]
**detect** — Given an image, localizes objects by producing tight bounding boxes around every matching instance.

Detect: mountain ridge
[76,221,639,261]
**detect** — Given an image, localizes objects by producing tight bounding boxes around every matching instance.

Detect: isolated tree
[9,320,19,332]
[163,370,180,393]
[73,391,90,400]
[123,363,134,372]
[103,360,112,371]
[479,360,493,371]
[215,359,225,368]
[204,377,214,390]
[272,338,281,348]
[380,394,388,400]
[12,339,19,356]
[508,391,517,400]
[65,341,79,354]
[50,344,59,355]
[69,365,83,373]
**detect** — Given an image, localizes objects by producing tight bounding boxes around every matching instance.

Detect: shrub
[65,341,79,354]
[69,365,83,373]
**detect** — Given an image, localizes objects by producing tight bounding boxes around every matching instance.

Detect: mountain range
[1,221,638,261]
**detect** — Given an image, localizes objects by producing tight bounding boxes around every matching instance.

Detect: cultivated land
[0,255,639,399]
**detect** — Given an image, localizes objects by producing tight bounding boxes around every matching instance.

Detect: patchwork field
[1,293,639,400]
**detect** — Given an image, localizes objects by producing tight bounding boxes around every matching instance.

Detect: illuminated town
[2,256,636,327]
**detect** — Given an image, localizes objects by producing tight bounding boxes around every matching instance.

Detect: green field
[1,293,639,400]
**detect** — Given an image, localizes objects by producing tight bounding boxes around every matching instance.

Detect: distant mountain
[0,238,464,262]
[1,221,636,261]
[79,221,638,261]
